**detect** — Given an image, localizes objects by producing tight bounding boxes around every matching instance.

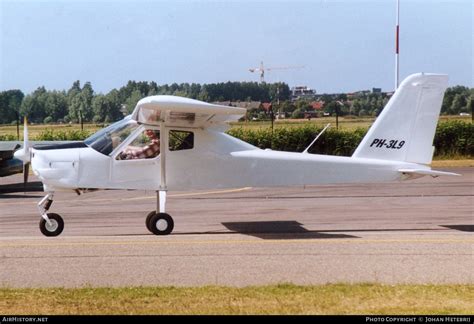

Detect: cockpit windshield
[84,116,139,156]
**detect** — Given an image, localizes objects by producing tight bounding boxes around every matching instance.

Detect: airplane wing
[0,142,22,177]
[131,95,246,128]
[0,142,20,160]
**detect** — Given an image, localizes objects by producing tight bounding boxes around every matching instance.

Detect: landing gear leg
[146,190,174,235]
[37,192,64,237]
[146,122,174,235]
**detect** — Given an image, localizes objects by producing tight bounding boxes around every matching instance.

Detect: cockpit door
[109,127,161,190]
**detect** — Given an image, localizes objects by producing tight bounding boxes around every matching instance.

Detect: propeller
[13,116,31,189]
[23,160,30,188]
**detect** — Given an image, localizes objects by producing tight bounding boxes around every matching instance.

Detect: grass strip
[1,284,472,315]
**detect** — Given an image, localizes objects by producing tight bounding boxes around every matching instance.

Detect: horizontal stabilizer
[398,169,461,178]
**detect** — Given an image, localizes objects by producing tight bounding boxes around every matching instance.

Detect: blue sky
[0,0,472,95]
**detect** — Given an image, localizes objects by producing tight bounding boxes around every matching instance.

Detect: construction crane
[249,61,304,83]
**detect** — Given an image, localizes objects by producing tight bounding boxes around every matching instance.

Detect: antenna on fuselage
[302,123,331,154]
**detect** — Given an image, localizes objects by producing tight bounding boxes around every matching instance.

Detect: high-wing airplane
[14,73,459,237]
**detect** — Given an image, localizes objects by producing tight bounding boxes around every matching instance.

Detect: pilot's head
[145,129,157,140]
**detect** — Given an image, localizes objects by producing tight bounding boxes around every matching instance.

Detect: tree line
[0,81,290,124]
[0,81,472,125]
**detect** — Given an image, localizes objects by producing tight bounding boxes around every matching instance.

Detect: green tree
[442,86,470,114]
[92,90,123,123]
[67,80,81,105]
[291,108,304,119]
[450,94,467,115]
[44,91,68,122]
[80,82,94,121]
[0,90,24,124]
[68,95,83,123]
[67,81,94,122]
[124,90,143,114]
[20,87,47,123]
[280,101,295,113]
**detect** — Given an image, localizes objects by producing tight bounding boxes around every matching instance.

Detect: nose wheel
[39,213,64,237]
[37,192,65,237]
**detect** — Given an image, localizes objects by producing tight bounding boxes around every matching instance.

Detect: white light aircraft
[14,73,459,237]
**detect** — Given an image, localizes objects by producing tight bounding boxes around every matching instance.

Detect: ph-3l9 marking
[370,139,405,149]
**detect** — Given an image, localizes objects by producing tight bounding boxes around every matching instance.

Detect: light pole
[16,111,20,140]
[395,0,400,90]
[79,106,83,131]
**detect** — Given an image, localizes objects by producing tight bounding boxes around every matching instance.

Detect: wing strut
[148,119,174,236]
[157,120,168,213]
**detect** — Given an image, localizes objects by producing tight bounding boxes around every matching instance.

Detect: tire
[148,213,174,235]
[39,213,64,237]
[145,211,156,233]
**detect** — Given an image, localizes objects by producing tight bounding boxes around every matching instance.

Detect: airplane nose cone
[14,148,25,161]
[14,147,31,163]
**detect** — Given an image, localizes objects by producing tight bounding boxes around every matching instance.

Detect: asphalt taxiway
[0,168,472,287]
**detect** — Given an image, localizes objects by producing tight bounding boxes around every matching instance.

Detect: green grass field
[0,284,472,315]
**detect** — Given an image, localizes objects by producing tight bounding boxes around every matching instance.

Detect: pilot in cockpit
[120,129,160,160]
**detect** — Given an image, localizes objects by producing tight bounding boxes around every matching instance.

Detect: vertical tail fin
[352,73,448,164]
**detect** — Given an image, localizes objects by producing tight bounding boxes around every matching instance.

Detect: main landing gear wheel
[147,212,174,235]
[145,211,156,232]
[39,213,64,237]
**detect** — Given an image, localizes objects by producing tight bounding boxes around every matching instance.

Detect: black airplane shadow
[441,225,473,232]
[0,194,42,199]
[220,221,358,240]
[0,181,43,194]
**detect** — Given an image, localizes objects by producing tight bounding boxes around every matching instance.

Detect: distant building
[372,88,382,94]
[291,86,316,101]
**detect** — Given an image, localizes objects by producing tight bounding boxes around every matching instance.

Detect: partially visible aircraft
[14,73,459,237]
[0,142,23,178]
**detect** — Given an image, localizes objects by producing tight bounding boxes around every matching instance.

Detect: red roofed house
[310,101,325,111]
[261,102,273,112]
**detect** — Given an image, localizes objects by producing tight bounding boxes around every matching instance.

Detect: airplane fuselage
[31,127,424,192]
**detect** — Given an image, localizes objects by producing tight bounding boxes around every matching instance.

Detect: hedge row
[34,129,93,141]
[228,126,367,156]
[228,120,473,158]
[433,120,473,157]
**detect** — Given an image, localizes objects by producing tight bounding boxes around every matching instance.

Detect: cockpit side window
[116,129,161,160]
[169,130,194,151]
